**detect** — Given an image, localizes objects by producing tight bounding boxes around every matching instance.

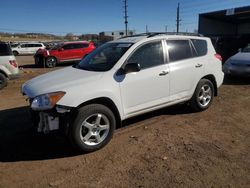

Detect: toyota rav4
[34,41,95,68]
[22,33,224,152]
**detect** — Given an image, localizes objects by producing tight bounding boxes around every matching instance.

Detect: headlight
[31,91,65,111]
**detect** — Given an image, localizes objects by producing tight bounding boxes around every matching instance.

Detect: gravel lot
[0,56,250,187]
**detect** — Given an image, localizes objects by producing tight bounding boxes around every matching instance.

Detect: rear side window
[191,39,207,56]
[127,41,164,69]
[167,40,193,62]
[33,44,43,47]
[0,43,12,56]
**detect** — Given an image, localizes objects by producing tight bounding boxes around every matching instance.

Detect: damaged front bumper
[31,105,73,134]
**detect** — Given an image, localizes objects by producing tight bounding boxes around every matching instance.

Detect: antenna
[123,0,128,36]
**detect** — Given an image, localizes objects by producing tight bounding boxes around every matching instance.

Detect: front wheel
[69,104,116,152]
[46,57,57,68]
[0,73,7,90]
[190,79,214,111]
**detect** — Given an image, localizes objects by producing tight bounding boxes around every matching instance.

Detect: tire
[13,51,18,56]
[46,57,57,68]
[190,79,214,111]
[69,104,116,152]
[0,73,7,90]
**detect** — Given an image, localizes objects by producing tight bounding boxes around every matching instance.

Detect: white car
[0,42,19,89]
[12,42,45,55]
[22,33,224,152]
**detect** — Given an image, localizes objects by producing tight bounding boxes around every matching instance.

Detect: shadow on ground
[19,61,78,69]
[223,75,250,85]
[0,104,192,162]
[0,106,79,162]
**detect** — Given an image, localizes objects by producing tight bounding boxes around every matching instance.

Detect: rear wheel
[46,57,57,68]
[0,73,7,90]
[70,104,116,152]
[190,79,214,111]
[13,51,18,56]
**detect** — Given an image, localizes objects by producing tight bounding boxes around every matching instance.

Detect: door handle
[195,64,203,68]
[159,70,169,76]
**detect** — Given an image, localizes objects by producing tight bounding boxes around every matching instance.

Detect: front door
[118,40,170,116]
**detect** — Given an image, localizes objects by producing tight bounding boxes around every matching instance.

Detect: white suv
[12,42,45,55]
[22,33,224,152]
[0,42,19,89]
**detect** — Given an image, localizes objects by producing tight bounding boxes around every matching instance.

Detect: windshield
[242,44,250,53]
[77,42,133,71]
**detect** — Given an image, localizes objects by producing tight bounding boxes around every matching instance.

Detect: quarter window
[167,40,193,62]
[127,41,164,69]
[191,39,207,56]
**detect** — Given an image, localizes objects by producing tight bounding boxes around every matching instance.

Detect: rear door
[166,39,205,101]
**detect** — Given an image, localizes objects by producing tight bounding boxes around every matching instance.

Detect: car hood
[229,52,250,64]
[22,66,103,98]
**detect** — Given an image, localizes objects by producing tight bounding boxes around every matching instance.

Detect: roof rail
[119,33,149,39]
[119,32,203,40]
[147,32,203,38]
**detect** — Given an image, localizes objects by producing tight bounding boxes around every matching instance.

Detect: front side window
[73,43,89,49]
[127,41,164,69]
[77,42,133,72]
[62,44,73,50]
[167,40,193,62]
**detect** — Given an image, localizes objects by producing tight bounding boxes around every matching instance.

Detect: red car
[34,41,95,68]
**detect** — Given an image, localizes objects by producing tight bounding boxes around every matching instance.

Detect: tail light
[9,60,18,68]
[214,53,222,62]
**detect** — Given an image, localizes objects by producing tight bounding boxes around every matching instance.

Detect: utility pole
[123,0,128,36]
[165,25,168,32]
[176,3,181,33]
[146,25,149,33]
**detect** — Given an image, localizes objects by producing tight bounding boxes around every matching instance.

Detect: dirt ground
[0,56,250,188]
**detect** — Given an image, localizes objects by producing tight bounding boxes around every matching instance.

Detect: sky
[1,0,250,35]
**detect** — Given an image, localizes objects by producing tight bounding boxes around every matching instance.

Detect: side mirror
[238,48,242,52]
[58,48,64,52]
[122,63,141,74]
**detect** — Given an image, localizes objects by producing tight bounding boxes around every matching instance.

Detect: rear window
[0,43,12,56]
[191,39,207,56]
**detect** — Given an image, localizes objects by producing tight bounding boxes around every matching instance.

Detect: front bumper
[30,105,73,134]
[34,54,46,65]
[9,73,21,80]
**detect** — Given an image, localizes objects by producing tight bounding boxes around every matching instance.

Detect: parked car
[22,33,224,152]
[34,41,96,68]
[0,42,19,89]
[12,42,45,56]
[223,44,250,76]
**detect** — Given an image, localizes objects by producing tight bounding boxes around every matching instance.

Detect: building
[99,30,136,40]
[199,6,250,61]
